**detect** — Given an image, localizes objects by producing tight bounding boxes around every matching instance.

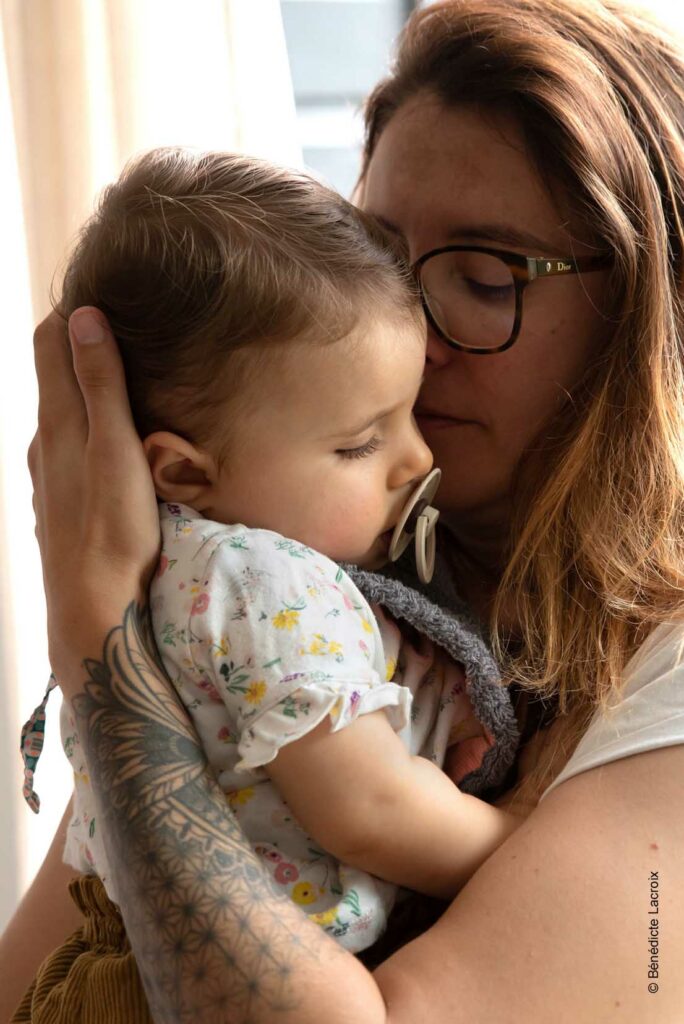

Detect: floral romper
[50,503,494,954]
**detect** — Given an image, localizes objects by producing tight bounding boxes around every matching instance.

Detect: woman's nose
[426,325,456,368]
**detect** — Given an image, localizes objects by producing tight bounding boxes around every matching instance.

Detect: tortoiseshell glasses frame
[413,245,613,355]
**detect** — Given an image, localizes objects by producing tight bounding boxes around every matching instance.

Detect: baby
[24,148,520,954]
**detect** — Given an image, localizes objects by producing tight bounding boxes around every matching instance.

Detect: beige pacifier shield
[388,467,442,582]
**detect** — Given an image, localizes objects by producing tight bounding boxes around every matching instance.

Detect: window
[281,0,417,196]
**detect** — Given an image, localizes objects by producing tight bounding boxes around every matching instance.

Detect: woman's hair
[58,148,419,455]
[361,0,684,805]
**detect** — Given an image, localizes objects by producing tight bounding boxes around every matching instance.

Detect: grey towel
[344,538,519,797]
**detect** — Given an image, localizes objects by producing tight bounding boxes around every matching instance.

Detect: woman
[3,1,684,1021]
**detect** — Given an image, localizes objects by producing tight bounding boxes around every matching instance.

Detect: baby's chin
[344,534,393,572]
[354,551,391,572]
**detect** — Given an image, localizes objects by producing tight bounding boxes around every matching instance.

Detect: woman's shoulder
[622,618,684,688]
[539,619,684,803]
[400,629,684,1021]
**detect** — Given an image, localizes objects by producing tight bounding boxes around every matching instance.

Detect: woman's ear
[143,431,217,509]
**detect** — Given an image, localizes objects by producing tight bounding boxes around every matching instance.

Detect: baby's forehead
[278,316,425,438]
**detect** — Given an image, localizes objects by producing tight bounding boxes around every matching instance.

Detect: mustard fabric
[11,876,151,1024]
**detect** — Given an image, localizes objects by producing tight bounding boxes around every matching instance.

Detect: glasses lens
[419,250,516,350]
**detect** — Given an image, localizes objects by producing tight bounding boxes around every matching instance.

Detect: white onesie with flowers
[60,502,493,954]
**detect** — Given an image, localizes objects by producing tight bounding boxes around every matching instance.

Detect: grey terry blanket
[343,535,520,798]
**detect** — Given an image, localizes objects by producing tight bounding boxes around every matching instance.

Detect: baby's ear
[143,431,216,508]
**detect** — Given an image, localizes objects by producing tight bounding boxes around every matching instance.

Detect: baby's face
[206,313,433,569]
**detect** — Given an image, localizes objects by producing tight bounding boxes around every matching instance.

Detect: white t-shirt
[539,621,684,801]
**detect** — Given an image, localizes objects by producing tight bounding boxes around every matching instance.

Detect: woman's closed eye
[336,436,385,460]
[465,277,515,303]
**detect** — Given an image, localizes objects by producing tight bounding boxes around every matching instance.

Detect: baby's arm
[266,707,522,901]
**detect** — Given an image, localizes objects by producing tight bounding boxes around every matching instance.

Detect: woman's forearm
[27,313,387,1023]
[67,599,387,1024]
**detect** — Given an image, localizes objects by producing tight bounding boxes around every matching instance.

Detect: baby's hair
[57,147,421,455]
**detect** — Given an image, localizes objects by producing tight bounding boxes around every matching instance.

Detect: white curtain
[0,0,302,932]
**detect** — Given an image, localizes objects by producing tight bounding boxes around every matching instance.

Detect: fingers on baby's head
[69,307,110,346]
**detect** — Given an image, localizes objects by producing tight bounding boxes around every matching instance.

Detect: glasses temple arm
[528,255,611,279]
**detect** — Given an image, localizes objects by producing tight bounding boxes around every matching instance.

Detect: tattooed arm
[67,599,385,1023]
[28,310,385,1022]
[31,308,671,1024]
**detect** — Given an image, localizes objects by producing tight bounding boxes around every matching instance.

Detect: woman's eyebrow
[372,215,567,256]
[444,223,564,253]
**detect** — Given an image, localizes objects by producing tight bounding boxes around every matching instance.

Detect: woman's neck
[442,507,511,571]
[441,511,512,621]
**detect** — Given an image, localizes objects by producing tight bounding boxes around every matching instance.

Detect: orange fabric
[444,729,496,784]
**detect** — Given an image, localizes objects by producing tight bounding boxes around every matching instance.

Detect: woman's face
[361,92,611,536]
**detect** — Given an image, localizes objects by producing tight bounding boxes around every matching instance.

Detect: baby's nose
[411,428,433,480]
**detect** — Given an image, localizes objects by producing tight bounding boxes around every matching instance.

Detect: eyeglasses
[413,245,612,354]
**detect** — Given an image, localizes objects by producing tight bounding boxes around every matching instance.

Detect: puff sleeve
[165,526,412,772]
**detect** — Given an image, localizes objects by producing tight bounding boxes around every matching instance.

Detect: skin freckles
[361,93,612,551]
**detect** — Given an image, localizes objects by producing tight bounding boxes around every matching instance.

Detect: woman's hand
[28,308,160,691]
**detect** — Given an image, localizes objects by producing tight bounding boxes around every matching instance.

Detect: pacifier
[388,467,442,584]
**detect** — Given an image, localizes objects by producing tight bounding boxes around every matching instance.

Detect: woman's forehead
[361,94,574,255]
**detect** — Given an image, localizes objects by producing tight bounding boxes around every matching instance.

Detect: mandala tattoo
[71,602,346,1023]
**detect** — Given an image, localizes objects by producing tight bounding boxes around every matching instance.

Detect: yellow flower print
[360,618,373,634]
[385,658,397,681]
[329,696,343,722]
[309,906,338,926]
[272,609,300,631]
[227,787,255,808]
[245,680,267,706]
[291,881,322,906]
[212,635,231,658]
[303,635,344,658]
